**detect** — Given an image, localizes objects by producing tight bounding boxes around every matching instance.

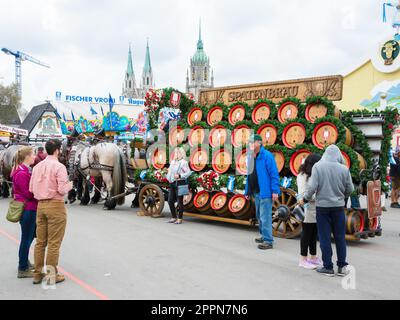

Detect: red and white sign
[0,124,28,136]
[170,91,181,108]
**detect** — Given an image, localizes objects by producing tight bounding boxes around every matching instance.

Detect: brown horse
[0,144,24,198]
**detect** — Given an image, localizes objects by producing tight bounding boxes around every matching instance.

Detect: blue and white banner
[55,91,145,106]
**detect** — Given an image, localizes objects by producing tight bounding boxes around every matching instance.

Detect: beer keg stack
[163,96,372,232]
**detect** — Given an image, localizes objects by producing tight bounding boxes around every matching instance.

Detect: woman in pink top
[11,146,38,279]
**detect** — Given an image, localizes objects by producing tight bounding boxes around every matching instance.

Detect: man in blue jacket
[245,134,281,250]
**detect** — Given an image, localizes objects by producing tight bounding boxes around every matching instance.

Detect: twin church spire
[122,40,154,99]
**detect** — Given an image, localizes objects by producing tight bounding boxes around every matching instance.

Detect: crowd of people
[4,134,364,285]
[244,134,354,277]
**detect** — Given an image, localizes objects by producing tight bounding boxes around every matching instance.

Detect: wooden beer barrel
[169,125,185,146]
[194,191,213,214]
[228,105,246,126]
[282,122,306,149]
[187,107,203,126]
[252,103,271,125]
[341,151,351,169]
[211,192,233,218]
[357,152,367,170]
[190,147,209,172]
[207,106,224,126]
[183,190,197,213]
[312,122,354,149]
[212,149,232,174]
[346,209,365,235]
[290,149,312,176]
[278,102,298,123]
[151,147,167,170]
[209,125,228,148]
[188,125,206,147]
[271,150,285,173]
[232,125,251,148]
[305,103,340,123]
[257,124,278,146]
[345,128,354,147]
[228,194,254,220]
[235,149,248,175]
[341,150,367,170]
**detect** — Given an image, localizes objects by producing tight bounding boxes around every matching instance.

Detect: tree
[0,83,21,125]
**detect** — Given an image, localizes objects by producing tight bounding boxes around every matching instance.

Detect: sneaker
[308,258,323,266]
[17,269,34,279]
[28,261,34,271]
[316,267,335,277]
[337,266,350,277]
[299,260,317,270]
[390,203,400,209]
[258,242,273,250]
[255,237,264,244]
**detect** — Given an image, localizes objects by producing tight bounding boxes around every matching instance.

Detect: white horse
[73,142,127,210]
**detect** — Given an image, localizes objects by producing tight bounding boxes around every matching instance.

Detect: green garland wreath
[251,99,278,121]
[312,116,348,145]
[304,96,338,119]
[278,118,312,145]
[341,108,399,192]
[336,143,361,182]
[276,97,303,119]
[224,102,252,122]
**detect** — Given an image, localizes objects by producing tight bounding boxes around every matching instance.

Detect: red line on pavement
[0,227,110,301]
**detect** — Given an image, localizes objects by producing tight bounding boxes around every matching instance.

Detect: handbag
[174,160,190,196]
[6,200,25,223]
[176,179,190,196]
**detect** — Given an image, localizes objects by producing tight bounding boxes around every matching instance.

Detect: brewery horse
[67,142,127,210]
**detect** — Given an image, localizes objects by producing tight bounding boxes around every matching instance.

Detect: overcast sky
[0,0,395,111]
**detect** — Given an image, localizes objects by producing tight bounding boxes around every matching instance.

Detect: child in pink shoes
[296,154,323,271]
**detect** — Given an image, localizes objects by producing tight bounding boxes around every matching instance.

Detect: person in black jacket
[390,148,400,209]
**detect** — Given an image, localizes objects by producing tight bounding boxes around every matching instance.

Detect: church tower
[122,44,141,99]
[186,21,214,101]
[141,39,155,93]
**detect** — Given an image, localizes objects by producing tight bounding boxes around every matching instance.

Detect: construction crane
[1,48,50,97]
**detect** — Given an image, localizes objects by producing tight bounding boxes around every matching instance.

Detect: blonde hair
[13,146,34,171]
[175,147,186,161]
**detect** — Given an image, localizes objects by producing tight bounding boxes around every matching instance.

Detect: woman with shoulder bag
[166,147,192,225]
[10,146,38,279]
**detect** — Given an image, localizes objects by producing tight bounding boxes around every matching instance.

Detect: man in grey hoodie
[304,145,354,277]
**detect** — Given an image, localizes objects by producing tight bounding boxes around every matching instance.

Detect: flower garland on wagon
[196,170,220,191]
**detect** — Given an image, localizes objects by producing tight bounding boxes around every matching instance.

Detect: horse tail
[112,147,127,205]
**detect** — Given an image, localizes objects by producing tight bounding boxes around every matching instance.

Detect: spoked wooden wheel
[272,188,303,239]
[139,184,165,217]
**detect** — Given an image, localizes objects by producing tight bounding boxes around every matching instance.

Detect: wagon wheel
[139,184,165,217]
[272,188,303,239]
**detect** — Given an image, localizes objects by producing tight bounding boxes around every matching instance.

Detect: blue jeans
[316,207,348,270]
[254,194,274,245]
[18,210,36,271]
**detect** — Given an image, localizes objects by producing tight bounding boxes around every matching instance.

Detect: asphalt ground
[0,195,399,300]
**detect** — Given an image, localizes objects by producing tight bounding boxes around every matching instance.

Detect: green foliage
[0,83,21,125]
